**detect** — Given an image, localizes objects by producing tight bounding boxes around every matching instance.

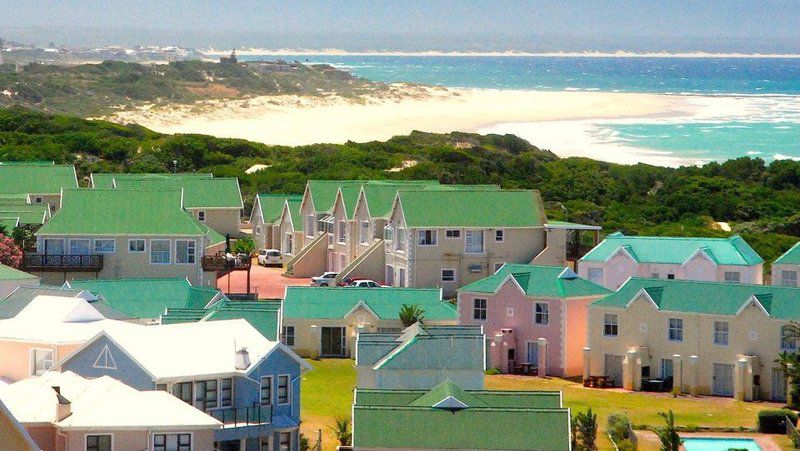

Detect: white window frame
[441,268,456,283]
[175,239,196,265]
[85,433,113,451]
[277,374,291,405]
[417,229,437,246]
[395,228,406,252]
[782,325,798,351]
[260,375,273,404]
[359,220,370,245]
[473,298,487,321]
[197,210,206,222]
[93,239,115,254]
[506,307,515,317]
[279,431,292,451]
[723,271,740,283]
[782,270,798,287]
[305,214,315,238]
[68,238,91,255]
[383,225,393,242]
[152,432,192,451]
[150,239,172,265]
[445,229,461,239]
[220,378,232,407]
[587,267,603,284]
[603,313,619,337]
[337,220,346,244]
[128,239,146,253]
[30,347,54,376]
[282,326,295,347]
[668,318,683,342]
[534,302,549,326]
[495,229,504,242]
[465,229,485,254]
[713,321,729,346]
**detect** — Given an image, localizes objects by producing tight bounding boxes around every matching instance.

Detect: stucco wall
[188,207,242,238]
[0,341,80,382]
[64,429,216,451]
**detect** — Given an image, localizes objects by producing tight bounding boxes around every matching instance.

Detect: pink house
[458,265,610,377]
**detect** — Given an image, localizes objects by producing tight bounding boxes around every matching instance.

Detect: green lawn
[300,359,787,451]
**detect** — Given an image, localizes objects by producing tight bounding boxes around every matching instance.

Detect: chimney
[52,386,71,421]
[235,347,251,370]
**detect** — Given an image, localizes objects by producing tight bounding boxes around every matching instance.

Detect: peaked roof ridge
[408,380,488,409]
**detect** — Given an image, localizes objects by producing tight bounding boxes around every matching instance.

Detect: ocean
[242,54,800,165]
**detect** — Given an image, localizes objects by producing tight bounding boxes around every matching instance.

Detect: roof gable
[459,264,610,298]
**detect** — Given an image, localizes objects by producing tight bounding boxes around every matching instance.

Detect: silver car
[310,272,339,287]
[257,249,282,267]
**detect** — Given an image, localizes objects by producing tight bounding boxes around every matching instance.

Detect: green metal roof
[283,287,455,321]
[0,205,50,225]
[307,180,439,214]
[360,182,497,219]
[90,172,213,189]
[775,242,800,265]
[0,162,78,195]
[0,264,38,281]
[161,299,281,340]
[580,232,763,266]
[256,194,303,224]
[111,177,243,209]
[37,189,224,241]
[459,264,611,298]
[66,278,222,319]
[0,194,30,205]
[592,277,800,319]
[353,381,570,450]
[397,189,545,228]
[0,217,18,231]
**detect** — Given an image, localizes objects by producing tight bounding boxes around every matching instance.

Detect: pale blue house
[56,319,311,451]
[355,323,485,389]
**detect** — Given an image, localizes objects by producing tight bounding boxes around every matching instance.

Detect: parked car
[257,249,283,267]
[311,272,339,287]
[346,279,388,288]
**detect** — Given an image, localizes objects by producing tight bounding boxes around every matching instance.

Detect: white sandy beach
[107,88,697,165]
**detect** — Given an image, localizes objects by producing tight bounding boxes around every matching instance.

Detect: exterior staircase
[335,239,386,285]
[284,233,329,277]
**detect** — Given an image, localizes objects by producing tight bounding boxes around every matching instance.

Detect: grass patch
[300,359,355,451]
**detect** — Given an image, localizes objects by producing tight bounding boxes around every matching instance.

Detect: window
[473,298,487,320]
[305,214,315,237]
[255,225,261,235]
[441,269,455,282]
[279,432,291,451]
[651,273,659,279]
[284,233,293,255]
[194,379,218,410]
[260,376,273,404]
[724,271,740,283]
[668,318,683,341]
[171,382,193,404]
[156,383,168,391]
[782,271,798,287]
[34,196,42,204]
[782,326,798,351]
[398,267,406,287]
[713,321,729,346]
[535,303,549,325]
[220,378,232,407]
[153,433,191,451]
[417,229,437,246]
[495,229,504,242]
[667,274,675,280]
[86,434,112,451]
[176,240,196,264]
[360,221,370,245]
[445,229,461,239]
[278,374,290,404]
[69,238,90,255]
[507,307,515,317]
[337,220,346,243]
[661,359,674,379]
[465,230,484,254]
[395,228,406,252]
[603,313,618,337]
[282,326,295,346]
[198,210,206,222]
[128,239,145,253]
[494,263,505,274]
[587,268,603,284]
[150,239,171,264]
[31,348,54,376]
[383,226,393,241]
[93,239,115,254]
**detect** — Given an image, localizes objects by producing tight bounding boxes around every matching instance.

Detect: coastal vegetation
[2,106,800,268]
[0,60,392,116]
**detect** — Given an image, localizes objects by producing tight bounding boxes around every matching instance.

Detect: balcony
[209,404,272,428]
[21,254,103,272]
[201,254,252,272]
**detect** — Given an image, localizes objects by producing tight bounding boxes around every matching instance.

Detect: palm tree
[328,416,352,447]
[655,411,681,451]
[399,304,425,328]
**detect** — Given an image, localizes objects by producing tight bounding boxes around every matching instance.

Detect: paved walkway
[216,261,311,299]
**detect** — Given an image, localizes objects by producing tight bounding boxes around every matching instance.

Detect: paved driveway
[216,261,311,299]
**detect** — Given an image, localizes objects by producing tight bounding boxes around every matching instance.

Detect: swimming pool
[682,437,761,451]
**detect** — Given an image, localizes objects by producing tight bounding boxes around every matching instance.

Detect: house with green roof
[26,189,226,287]
[772,242,800,287]
[587,278,800,402]
[160,299,281,340]
[578,232,764,290]
[281,286,456,358]
[0,162,78,214]
[0,285,128,320]
[64,278,226,323]
[355,323,485,389]
[459,265,610,377]
[0,204,51,229]
[249,194,302,251]
[0,264,39,299]
[90,173,244,237]
[352,380,571,450]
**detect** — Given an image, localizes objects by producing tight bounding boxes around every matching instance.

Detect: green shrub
[790,428,800,448]
[485,367,501,375]
[757,409,798,433]
[617,439,636,451]
[607,413,633,442]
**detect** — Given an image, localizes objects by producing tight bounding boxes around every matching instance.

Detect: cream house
[772,242,800,286]
[578,232,764,290]
[586,278,799,402]
[250,194,302,251]
[26,189,225,286]
[0,161,79,214]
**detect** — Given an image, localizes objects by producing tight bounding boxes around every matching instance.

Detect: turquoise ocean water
[243,54,800,164]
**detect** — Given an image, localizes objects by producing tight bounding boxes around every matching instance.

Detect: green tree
[399,304,425,328]
[573,408,598,451]
[232,237,255,255]
[655,411,681,451]
[328,416,352,447]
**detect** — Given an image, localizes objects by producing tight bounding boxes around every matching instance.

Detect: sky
[1,0,798,52]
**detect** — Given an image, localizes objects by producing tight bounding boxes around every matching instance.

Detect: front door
[385,265,394,286]
[713,363,734,397]
[44,238,65,265]
[321,327,346,357]
[772,368,788,402]
[605,354,624,387]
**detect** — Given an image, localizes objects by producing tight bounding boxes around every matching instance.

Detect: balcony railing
[209,404,272,428]
[21,254,104,272]
[201,254,252,272]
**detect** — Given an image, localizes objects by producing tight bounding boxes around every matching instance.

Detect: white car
[310,272,339,287]
[346,279,388,288]
[257,249,282,267]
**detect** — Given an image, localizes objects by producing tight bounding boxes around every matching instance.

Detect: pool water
[682,437,761,451]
